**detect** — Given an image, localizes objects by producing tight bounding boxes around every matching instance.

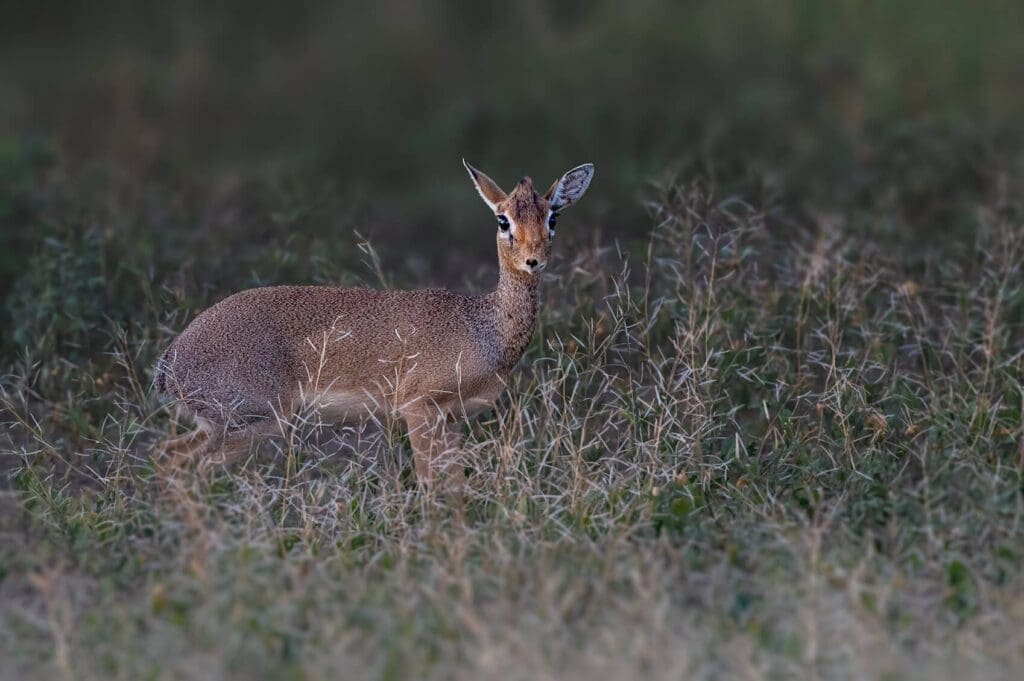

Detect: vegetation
[2,2,1023,678]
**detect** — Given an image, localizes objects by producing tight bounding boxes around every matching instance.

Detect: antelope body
[155,161,594,484]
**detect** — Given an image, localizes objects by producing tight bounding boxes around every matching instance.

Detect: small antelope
[155,160,594,484]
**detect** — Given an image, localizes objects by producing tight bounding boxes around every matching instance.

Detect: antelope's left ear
[463,159,508,211]
[545,163,594,211]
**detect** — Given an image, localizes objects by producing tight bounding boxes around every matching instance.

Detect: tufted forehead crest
[507,177,546,222]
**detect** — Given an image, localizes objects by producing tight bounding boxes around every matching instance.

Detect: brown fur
[155,161,593,485]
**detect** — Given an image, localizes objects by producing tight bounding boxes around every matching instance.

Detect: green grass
[3,2,1024,678]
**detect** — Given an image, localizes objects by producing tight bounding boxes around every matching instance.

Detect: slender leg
[439,421,467,492]
[153,425,211,497]
[403,407,465,491]
[153,428,210,484]
[157,427,205,457]
[157,419,277,475]
[193,422,281,473]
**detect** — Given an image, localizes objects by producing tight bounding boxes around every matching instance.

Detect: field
[2,2,1024,679]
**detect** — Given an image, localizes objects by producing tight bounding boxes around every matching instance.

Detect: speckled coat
[155,273,539,427]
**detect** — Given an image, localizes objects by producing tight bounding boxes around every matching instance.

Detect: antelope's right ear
[463,159,507,211]
[545,163,595,211]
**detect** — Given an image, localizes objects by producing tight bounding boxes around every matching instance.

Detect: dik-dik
[155,161,594,485]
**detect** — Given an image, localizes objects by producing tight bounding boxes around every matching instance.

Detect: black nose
[525,258,538,268]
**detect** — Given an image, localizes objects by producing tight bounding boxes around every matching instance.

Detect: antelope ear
[463,159,507,210]
[545,163,594,211]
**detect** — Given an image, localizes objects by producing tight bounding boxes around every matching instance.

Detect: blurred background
[2,0,1023,354]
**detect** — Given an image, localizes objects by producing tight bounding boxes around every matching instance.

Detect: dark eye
[497,215,510,231]
[547,213,558,228]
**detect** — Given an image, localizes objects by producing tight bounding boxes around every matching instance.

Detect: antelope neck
[490,268,540,372]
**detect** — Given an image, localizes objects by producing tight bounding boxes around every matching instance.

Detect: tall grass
[2,160,1022,677]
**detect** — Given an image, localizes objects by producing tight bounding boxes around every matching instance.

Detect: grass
[2,153,1023,678]
[2,2,1024,678]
